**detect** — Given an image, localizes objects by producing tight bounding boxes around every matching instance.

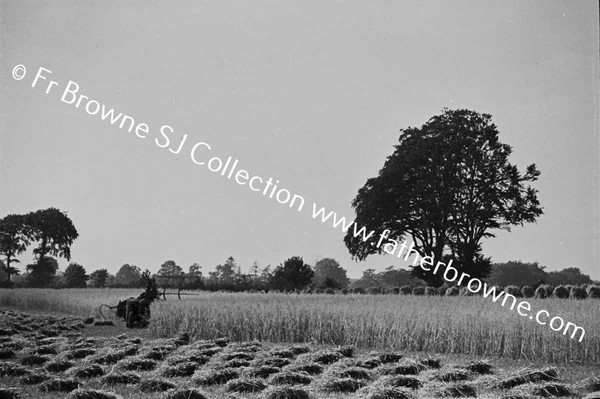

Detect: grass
[0,288,599,367]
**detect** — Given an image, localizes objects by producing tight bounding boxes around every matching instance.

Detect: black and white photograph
[1,1,599,398]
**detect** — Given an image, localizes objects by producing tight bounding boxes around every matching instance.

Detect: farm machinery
[98,272,202,328]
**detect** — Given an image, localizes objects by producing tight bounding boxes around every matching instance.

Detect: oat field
[0,289,598,366]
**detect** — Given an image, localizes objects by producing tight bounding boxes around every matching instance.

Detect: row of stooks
[300,284,600,299]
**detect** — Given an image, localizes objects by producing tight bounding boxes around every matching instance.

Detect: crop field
[1,290,599,399]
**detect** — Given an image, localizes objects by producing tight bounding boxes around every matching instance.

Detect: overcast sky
[1,1,599,280]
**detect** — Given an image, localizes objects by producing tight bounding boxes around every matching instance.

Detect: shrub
[587,285,600,299]
[535,285,548,299]
[521,285,535,298]
[570,286,588,300]
[446,286,459,296]
[352,287,366,295]
[390,287,401,295]
[341,289,349,295]
[412,287,425,296]
[505,285,522,298]
[553,286,570,299]
[425,287,438,296]
[367,287,383,295]
[399,286,412,295]
[324,288,335,295]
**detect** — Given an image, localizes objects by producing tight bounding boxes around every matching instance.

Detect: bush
[412,287,425,296]
[570,286,588,300]
[505,285,522,297]
[521,285,534,298]
[399,286,412,295]
[389,287,401,295]
[587,285,600,299]
[553,285,570,299]
[445,286,459,296]
[424,287,438,296]
[324,288,335,295]
[352,287,365,295]
[535,285,548,299]
[367,287,383,295]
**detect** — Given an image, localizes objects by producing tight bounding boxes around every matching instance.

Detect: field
[1,289,600,399]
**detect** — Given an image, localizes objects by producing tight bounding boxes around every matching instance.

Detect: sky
[1,1,599,280]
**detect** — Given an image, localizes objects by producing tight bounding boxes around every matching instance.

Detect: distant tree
[312,258,349,289]
[546,267,592,286]
[158,260,183,276]
[89,269,109,288]
[189,263,202,275]
[209,256,238,288]
[114,264,142,287]
[63,263,88,288]
[270,256,314,291]
[344,109,543,286]
[350,268,380,289]
[250,261,260,278]
[26,256,59,288]
[27,208,78,264]
[0,214,31,286]
[486,261,547,286]
[378,266,418,288]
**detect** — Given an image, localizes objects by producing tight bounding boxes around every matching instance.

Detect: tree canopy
[270,256,314,292]
[0,214,31,284]
[312,258,349,289]
[28,208,79,262]
[63,263,88,288]
[344,109,543,286]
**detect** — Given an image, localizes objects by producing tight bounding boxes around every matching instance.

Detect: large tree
[0,214,31,285]
[28,208,78,263]
[312,258,349,289]
[270,256,314,292]
[344,109,543,286]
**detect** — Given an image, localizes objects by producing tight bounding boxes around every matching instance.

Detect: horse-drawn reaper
[98,272,201,328]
